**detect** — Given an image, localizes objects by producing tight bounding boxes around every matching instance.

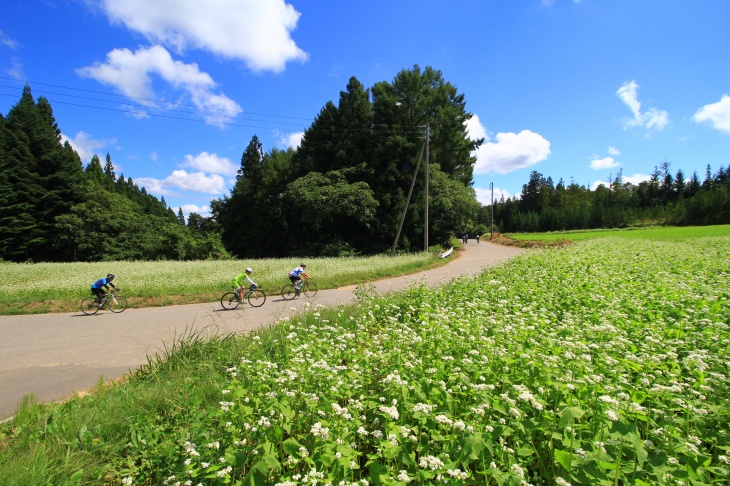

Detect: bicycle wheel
[281,284,297,300]
[246,289,266,307]
[303,281,318,298]
[80,297,100,315]
[220,292,240,310]
[108,294,127,313]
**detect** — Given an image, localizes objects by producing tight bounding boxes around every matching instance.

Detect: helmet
[245,268,252,273]
[300,262,306,267]
[107,273,115,279]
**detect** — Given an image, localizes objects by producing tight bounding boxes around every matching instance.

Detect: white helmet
[245,268,252,273]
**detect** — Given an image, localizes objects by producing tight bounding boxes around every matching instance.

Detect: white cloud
[608,146,620,156]
[136,170,226,195]
[617,80,669,131]
[278,131,304,149]
[465,114,489,142]
[165,170,227,194]
[61,131,116,163]
[181,204,211,218]
[693,94,730,134]
[0,29,19,49]
[475,186,513,205]
[99,0,308,72]
[473,129,551,174]
[590,157,619,170]
[77,45,242,126]
[183,152,238,176]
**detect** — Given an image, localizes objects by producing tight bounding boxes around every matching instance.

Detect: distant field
[508,224,730,242]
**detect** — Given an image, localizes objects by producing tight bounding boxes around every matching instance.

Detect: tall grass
[0,252,441,315]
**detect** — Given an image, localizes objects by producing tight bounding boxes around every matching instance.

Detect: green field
[508,224,730,242]
[1,232,729,485]
[0,252,444,315]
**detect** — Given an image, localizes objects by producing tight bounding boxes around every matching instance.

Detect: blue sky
[1,1,729,217]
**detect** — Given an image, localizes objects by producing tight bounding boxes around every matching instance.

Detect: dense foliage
[0,86,229,262]
[484,164,730,233]
[213,66,483,257]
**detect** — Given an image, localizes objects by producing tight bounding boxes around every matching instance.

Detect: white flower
[122,477,133,485]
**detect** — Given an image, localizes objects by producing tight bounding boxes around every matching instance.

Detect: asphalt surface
[0,241,522,419]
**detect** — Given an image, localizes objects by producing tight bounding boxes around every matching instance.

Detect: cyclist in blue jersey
[289,263,310,294]
[91,274,117,308]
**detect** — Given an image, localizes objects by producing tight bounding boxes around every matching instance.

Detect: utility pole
[424,124,429,252]
[490,182,494,239]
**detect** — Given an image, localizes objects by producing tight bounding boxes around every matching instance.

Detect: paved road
[0,242,522,419]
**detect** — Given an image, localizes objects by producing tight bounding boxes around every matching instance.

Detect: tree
[177,207,186,225]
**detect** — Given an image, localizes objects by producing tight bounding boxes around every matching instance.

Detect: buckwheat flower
[485,425,494,432]
[668,457,679,465]
[510,464,525,479]
[489,462,497,469]
[299,446,309,458]
[418,455,445,470]
[357,426,369,436]
[122,477,133,485]
[555,478,572,486]
[446,469,468,479]
[221,389,230,395]
[311,422,330,438]
[397,470,411,482]
[275,482,297,486]
[379,405,400,420]
[605,410,619,421]
[201,462,209,469]
[206,441,220,450]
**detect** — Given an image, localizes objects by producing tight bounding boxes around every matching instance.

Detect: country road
[0,242,522,419]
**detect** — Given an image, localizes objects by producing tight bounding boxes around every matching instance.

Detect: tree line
[483,163,730,233]
[0,85,228,262]
[212,66,482,257]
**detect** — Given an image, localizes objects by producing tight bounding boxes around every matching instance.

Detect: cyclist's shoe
[98,304,103,309]
[294,290,300,297]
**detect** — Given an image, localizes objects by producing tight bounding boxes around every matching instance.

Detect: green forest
[2,65,728,263]
[484,164,730,234]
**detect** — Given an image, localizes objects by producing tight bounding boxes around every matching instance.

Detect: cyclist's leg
[91,288,103,305]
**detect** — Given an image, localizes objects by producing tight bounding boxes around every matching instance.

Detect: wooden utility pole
[424,125,430,252]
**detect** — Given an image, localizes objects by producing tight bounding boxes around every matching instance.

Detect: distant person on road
[289,263,311,294]
[91,274,117,308]
[476,234,480,244]
[233,268,258,301]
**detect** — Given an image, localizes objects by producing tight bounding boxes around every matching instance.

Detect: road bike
[281,280,318,300]
[220,286,267,310]
[80,289,127,315]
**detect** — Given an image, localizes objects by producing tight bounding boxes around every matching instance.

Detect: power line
[0,77,428,137]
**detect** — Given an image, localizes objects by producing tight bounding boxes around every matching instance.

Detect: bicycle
[80,289,127,315]
[220,286,267,310]
[281,280,318,300]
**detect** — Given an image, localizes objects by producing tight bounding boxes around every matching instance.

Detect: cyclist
[233,268,258,301]
[289,262,310,295]
[91,273,117,308]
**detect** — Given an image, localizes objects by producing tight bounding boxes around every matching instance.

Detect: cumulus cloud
[61,131,116,164]
[473,130,551,175]
[617,80,669,131]
[467,115,549,174]
[608,146,620,156]
[693,94,730,134]
[590,172,650,190]
[465,114,489,142]
[181,204,211,218]
[99,0,308,72]
[183,152,238,176]
[278,131,304,149]
[77,45,242,126]
[136,170,227,196]
[475,186,513,205]
[590,157,619,170]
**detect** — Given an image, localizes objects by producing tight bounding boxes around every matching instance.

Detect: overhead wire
[0,76,428,137]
